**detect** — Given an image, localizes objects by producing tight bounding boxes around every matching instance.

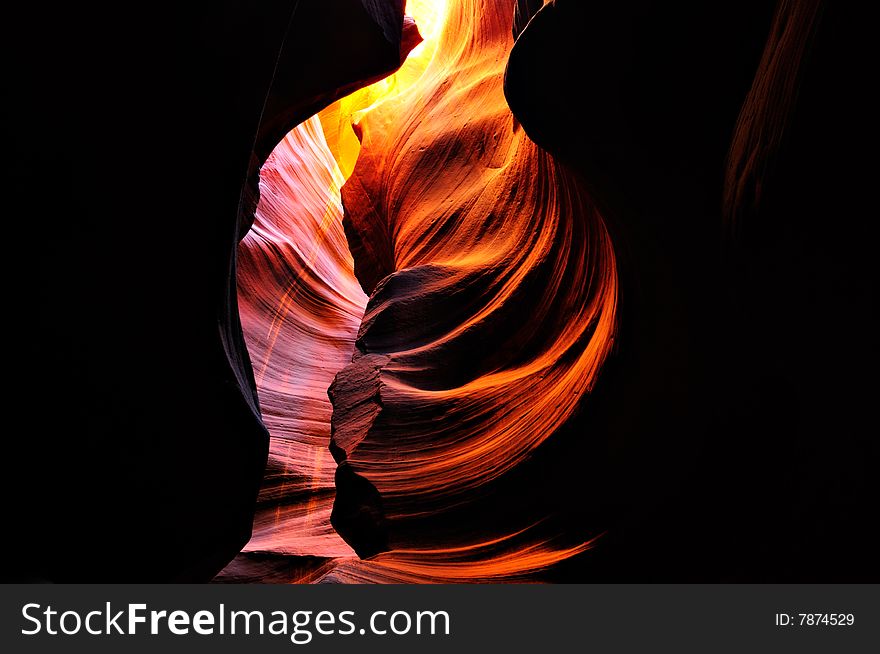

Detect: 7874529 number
[775,613,854,626]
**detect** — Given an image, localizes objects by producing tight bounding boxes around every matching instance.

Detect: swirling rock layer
[330,0,618,573]
[222,0,618,583]
[236,118,367,560]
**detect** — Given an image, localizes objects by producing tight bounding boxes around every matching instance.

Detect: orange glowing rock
[233,0,618,582]
[329,0,618,576]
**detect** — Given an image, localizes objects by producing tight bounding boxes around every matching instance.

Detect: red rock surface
[228,0,618,582]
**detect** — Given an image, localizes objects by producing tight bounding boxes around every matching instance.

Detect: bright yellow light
[405,0,448,58]
[319,0,449,179]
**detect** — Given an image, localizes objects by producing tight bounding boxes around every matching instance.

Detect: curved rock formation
[221,0,617,583]
[330,0,617,571]
[236,118,367,560]
[232,0,876,583]
[17,0,873,583]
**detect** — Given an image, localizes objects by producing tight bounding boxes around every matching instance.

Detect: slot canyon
[11,0,875,582]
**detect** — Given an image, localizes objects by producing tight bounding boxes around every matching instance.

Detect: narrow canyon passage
[225,0,617,583]
[15,0,873,586]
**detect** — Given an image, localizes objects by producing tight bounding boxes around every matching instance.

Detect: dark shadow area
[506,0,877,581]
[6,0,413,582]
